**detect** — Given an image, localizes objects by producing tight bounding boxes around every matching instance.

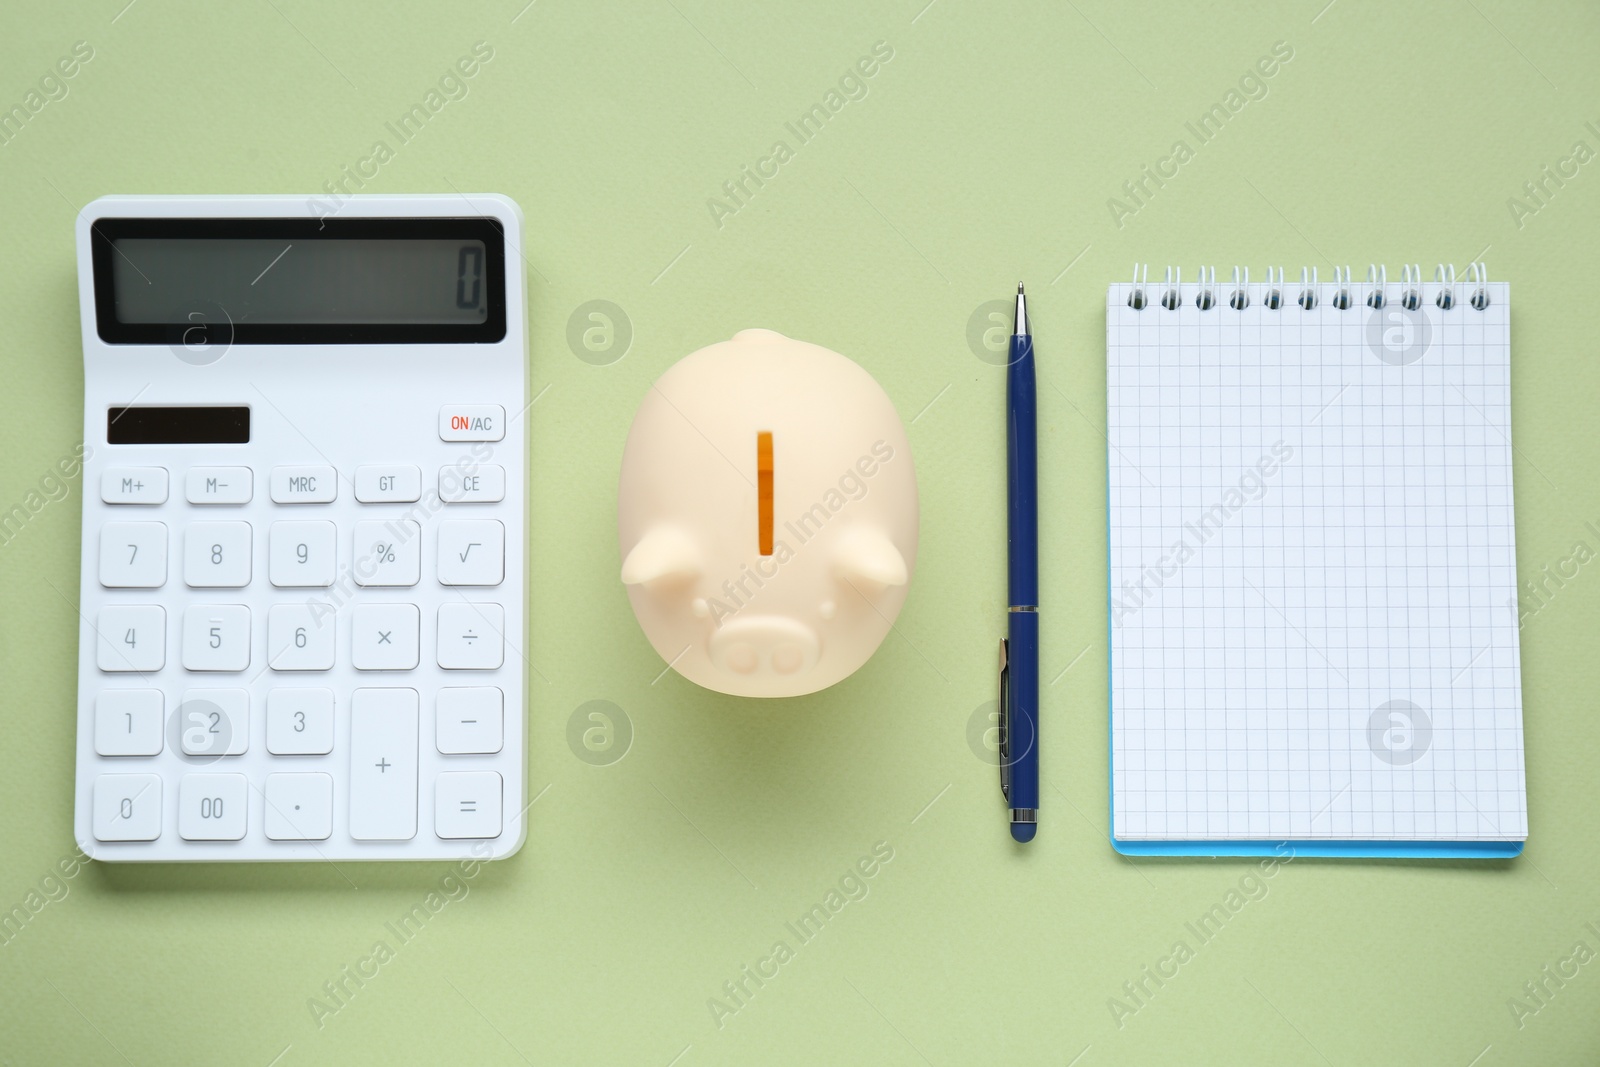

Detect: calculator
[71,194,528,862]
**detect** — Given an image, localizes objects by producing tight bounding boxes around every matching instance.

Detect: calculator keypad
[94,689,164,756]
[102,467,168,505]
[438,603,505,670]
[269,520,336,587]
[267,605,336,672]
[185,466,252,505]
[439,464,505,503]
[100,522,168,588]
[435,771,503,839]
[96,605,166,671]
[178,773,248,840]
[354,464,422,503]
[436,687,504,754]
[178,688,249,755]
[352,603,421,670]
[263,772,334,840]
[93,774,162,841]
[349,687,419,841]
[353,520,421,586]
[270,465,337,504]
[184,521,252,587]
[85,460,515,853]
[266,688,335,754]
[181,605,252,671]
[437,520,505,586]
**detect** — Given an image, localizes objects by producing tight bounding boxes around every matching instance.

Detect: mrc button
[439,405,505,442]
[270,465,337,503]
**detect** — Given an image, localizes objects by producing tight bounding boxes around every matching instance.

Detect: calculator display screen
[91,217,507,345]
[111,239,487,325]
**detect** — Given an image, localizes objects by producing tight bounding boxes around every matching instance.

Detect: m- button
[270,465,337,504]
[439,405,505,442]
[186,466,253,505]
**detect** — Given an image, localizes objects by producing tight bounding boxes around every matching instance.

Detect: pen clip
[997,637,1010,803]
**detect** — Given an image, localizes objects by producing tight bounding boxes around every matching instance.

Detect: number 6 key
[267,604,336,671]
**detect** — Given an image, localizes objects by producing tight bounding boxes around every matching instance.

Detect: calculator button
[264,772,333,840]
[92,774,162,841]
[185,467,252,505]
[353,520,421,587]
[434,771,502,839]
[266,688,335,754]
[181,605,252,672]
[269,520,336,588]
[355,465,422,503]
[101,467,167,505]
[184,521,252,588]
[270,465,337,504]
[349,688,418,840]
[439,404,505,442]
[436,687,503,754]
[351,604,420,671]
[437,520,504,586]
[94,689,164,756]
[267,604,336,671]
[95,605,166,672]
[437,603,504,670]
[178,689,249,756]
[178,773,247,841]
[100,522,167,588]
[440,464,506,503]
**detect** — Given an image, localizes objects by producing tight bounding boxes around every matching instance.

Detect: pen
[999,282,1039,842]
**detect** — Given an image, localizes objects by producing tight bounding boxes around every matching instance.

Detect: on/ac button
[439,405,505,442]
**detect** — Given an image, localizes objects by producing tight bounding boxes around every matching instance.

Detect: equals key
[436,772,502,840]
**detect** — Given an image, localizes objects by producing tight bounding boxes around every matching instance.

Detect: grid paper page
[1106,278,1526,842]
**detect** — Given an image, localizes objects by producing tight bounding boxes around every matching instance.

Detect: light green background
[2,1,1597,1064]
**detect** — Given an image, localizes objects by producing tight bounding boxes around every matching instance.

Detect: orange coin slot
[757,431,774,556]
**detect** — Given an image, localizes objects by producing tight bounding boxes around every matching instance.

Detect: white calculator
[72,194,528,862]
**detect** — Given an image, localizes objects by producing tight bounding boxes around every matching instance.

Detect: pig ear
[833,527,908,588]
[621,526,701,587]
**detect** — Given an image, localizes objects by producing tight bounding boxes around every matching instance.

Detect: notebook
[1105,265,1526,858]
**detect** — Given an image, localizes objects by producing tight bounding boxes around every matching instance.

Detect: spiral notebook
[1105,265,1526,858]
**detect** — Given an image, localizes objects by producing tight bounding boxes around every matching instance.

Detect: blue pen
[1000,282,1039,842]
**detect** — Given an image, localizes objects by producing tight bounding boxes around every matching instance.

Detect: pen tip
[1017,281,1025,294]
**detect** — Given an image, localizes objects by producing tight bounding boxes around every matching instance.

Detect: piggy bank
[618,329,919,698]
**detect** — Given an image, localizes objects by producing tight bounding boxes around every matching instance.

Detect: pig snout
[709,616,821,677]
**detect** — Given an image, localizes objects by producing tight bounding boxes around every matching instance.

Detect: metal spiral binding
[1229,266,1249,310]
[1127,263,1148,310]
[1435,263,1456,310]
[1401,264,1422,310]
[1298,267,1318,310]
[1195,266,1216,310]
[1121,263,1493,313]
[1161,266,1181,311]
[1366,264,1386,309]
[1264,266,1283,310]
[1331,266,1352,310]
[1467,262,1490,310]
